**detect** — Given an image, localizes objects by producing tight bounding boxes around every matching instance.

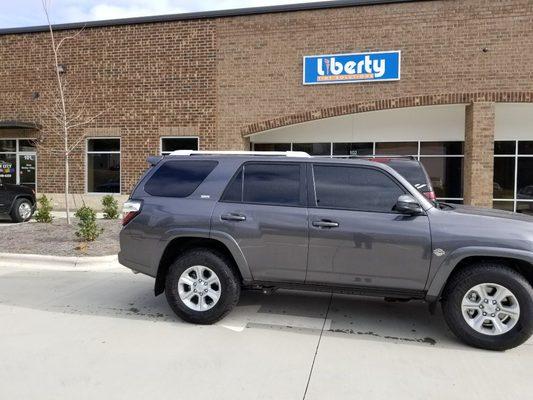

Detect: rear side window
[222,162,302,206]
[144,160,217,197]
[313,165,404,213]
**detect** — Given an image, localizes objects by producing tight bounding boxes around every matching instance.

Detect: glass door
[19,154,36,190]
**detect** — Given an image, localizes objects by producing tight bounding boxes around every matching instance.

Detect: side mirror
[395,194,423,215]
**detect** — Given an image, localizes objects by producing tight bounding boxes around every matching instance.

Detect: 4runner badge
[433,248,445,257]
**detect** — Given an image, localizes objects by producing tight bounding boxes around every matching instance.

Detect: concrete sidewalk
[0,262,531,400]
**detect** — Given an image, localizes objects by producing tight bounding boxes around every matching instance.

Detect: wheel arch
[154,233,252,296]
[8,194,35,215]
[426,247,533,303]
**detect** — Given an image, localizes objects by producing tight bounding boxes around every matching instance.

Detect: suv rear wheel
[165,248,241,324]
[442,262,533,350]
[10,198,33,222]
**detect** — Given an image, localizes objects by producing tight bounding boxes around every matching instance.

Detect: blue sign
[303,50,401,85]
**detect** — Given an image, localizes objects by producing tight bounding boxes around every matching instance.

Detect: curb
[0,253,120,270]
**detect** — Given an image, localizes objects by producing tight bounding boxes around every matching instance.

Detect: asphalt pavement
[0,263,531,400]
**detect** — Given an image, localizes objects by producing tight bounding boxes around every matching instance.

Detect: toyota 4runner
[119,151,533,350]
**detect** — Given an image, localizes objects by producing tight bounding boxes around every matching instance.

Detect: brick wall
[464,102,495,207]
[1,0,532,194]
[0,20,217,193]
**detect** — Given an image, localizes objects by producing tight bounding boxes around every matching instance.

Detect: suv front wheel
[442,262,533,351]
[165,248,241,324]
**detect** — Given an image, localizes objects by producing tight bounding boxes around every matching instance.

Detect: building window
[87,138,120,193]
[161,137,199,155]
[494,140,533,215]
[0,139,37,190]
[252,140,464,202]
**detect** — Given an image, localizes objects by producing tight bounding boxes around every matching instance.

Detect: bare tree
[36,0,104,224]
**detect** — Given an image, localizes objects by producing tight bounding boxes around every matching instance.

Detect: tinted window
[495,141,516,155]
[222,163,301,206]
[313,165,404,212]
[87,138,120,152]
[375,142,417,156]
[222,168,243,202]
[419,157,463,198]
[161,137,199,154]
[253,143,291,152]
[333,142,373,156]
[145,160,217,197]
[420,141,463,155]
[87,153,120,193]
[292,143,330,156]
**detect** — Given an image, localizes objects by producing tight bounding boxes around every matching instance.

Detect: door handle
[221,213,246,222]
[312,220,339,228]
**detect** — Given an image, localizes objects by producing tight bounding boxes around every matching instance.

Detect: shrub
[101,194,119,220]
[74,206,103,242]
[34,194,53,223]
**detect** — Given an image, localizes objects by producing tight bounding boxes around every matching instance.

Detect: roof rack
[169,150,311,158]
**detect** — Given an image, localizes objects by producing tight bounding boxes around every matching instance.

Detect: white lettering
[344,61,356,74]
[373,59,386,78]
[330,57,344,75]
[317,58,325,76]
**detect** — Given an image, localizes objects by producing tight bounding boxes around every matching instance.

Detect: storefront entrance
[0,139,37,190]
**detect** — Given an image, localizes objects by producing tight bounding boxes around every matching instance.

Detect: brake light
[122,200,142,226]
[424,191,436,201]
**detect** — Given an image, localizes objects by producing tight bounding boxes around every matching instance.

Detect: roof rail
[169,150,311,158]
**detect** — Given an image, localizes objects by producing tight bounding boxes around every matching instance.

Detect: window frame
[160,136,199,155]
[308,162,409,214]
[0,138,37,189]
[494,140,533,213]
[220,161,307,208]
[86,137,121,194]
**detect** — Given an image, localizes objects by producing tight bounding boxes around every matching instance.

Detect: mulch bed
[0,218,121,257]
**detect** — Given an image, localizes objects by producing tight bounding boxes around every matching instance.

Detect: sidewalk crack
[302,292,333,400]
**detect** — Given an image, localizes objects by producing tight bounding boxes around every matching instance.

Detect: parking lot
[1,262,531,400]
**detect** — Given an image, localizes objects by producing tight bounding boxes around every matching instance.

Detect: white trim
[85,137,121,194]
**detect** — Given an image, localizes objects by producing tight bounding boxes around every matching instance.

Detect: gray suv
[119,151,533,350]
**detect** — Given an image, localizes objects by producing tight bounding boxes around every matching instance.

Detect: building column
[463,102,495,208]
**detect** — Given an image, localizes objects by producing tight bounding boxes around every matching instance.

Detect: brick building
[0,0,532,212]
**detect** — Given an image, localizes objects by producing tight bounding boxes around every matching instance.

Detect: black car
[0,179,36,222]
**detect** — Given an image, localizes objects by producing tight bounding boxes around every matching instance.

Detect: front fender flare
[425,246,533,302]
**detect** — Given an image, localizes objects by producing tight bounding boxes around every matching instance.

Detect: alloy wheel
[461,283,520,336]
[178,265,221,312]
[18,202,32,220]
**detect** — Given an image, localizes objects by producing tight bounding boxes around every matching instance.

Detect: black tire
[165,248,241,324]
[442,262,533,351]
[10,198,33,223]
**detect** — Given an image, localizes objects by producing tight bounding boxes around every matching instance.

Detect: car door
[211,161,308,283]
[306,163,432,291]
[0,179,7,213]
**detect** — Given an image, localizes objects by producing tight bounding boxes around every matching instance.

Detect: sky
[0,0,332,29]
